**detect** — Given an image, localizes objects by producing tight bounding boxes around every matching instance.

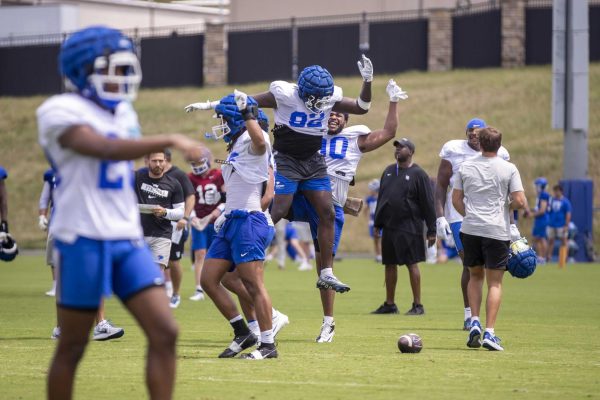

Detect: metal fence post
[291,17,298,80]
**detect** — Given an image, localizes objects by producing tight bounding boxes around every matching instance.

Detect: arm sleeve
[39,182,51,210]
[165,202,185,221]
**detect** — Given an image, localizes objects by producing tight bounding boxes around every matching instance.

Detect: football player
[0,165,18,262]
[365,178,382,263]
[37,25,201,399]
[39,168,57,296]
[434,118,513,331]
[288,79,406,342]
[529,177,550,263]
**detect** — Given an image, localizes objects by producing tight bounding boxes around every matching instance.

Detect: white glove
[214,213,226,233]
[39,215,48,231]
[386,79,408,102]
[510,224,521,242]
[234,89,248,111]
[356,54,373,82]
[191,215,211,232]
[445,233,456,248]
[184,100,219,113]
[436,216,452,241]
[204,188,221,205]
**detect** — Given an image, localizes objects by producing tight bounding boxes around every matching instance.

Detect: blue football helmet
[59,25,142,111]
[534,177,548,189]
[209,93,258,142]
[507,238,537,279]
[0,234,18,262]
[297,65,334,113]
[368,179,380,192]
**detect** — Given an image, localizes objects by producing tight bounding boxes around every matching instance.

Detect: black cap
[393,138,415,153]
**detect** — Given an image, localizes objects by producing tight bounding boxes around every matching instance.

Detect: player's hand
[191,215,211,231]
[214,213,226,233]
[38,215,48,231]
[386,79,408,102]
[427,234,437,248]
[510,224,521,242]
[184,100,219,113]
[152,206,167,218]
[357,54,373,82]
[234,89,248,111]
[176,218,187,231]
[436,216,451,241]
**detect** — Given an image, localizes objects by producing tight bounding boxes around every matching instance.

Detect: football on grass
[398,333,423,353]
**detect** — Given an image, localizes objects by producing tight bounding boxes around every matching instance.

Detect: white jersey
[321,125,370,206]
[37,94,143,242]
[439,139,510,223]
[221,130,273,225]
[270,80,343,136]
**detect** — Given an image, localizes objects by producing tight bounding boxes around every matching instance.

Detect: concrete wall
[0,4,78,38]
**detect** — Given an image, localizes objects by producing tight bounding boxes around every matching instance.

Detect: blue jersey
[548,196,572,228]
[365,195,378,227]
[534,190,550,225]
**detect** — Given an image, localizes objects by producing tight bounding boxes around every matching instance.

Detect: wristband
[217,203,226,212]
[357,97,371,111]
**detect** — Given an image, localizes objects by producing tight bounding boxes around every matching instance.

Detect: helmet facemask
[206,114,232,141]
[190,158,210,175]
[88,51,142,104]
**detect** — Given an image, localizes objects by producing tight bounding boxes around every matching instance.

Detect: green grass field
[1,255,599,399]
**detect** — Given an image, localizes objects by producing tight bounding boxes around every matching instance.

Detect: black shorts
[381,229,425,266]
[460,232,509,269]
[274,151,328,181]
[169,239,185,262]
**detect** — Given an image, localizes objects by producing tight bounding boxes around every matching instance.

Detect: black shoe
[218,332,257,358]
[316,275,351,293]
[405,303,425,316]
[240,344,278,359]
[371,302,399,314]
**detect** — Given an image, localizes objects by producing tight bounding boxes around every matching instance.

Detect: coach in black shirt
[371,138,436,316]
[135,150,185,269]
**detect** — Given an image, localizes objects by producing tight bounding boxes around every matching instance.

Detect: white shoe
[272,310,289,337]
[93,320,125,341]
[45,288,56,297]
[298,261,312,271]
[316,320,335,343]
[169,295,181,309]
[189,290,205,301]
[375,255,382,263]
[51,326,60,340]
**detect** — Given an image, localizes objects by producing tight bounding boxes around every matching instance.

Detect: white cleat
[272,310,290,337]
[51,326,60,340]
[316,320,335,343]
[169,295,181,309]
[189,290,205,301]
[93,320,125,341]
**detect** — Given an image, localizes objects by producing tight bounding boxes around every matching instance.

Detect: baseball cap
[466,118,487,131]
[393,138,415,153]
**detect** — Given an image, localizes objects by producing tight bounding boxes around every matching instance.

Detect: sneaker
[272,310,289,337]
[482,332,504,351]
[405,303,425,316]
[189,290,205,301]
[371,302,399,314]
[93,320,125,341]
[316,320,335,343]
[218,332,258,358]
[240,344,278,359]
[169,294,181,309]
[463,317,472,331]
[45,288,56,297]
[467,320,482,348]
[375,255,382,263]
[51,326,60,340]
[298,261,312,271]
[316,275,350,293]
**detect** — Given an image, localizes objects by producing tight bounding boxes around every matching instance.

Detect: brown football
[398,333,423,353]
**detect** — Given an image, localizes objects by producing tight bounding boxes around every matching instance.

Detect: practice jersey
[439,139,510,223]
[37,94,143,242]
[320,124,370,206]
[221,130,273,225]
[188,169,224,218]
[534,190,550,225]
[270,80,343,136]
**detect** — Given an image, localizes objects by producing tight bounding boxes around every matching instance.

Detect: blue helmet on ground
[210,93,258,142]
[534,177,548,189]
[507,238,537,278]
[297,65,334,113]
[60,25,142,111]
[0,234,19,262]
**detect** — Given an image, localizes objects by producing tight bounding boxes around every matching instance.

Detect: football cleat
[467,320,482,348]
[240,344,278,359]
[371,302,399,314]
[45,287,56,297]
[463,317,472,331]
[316,275,350,293]
[316,320,335,343]
[405,303,425,316]
[93,320,125,341]
[51,326,61,340]
[189,290,205,301]
[169,294,181,309]
[272,310,289,338]
[298,261,312,271]
[218,332,257,358]
[482,332,504,351]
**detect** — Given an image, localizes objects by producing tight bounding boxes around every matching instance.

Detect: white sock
[485,328,495,336]
[165,281,173,290]
[247,320,259,335]
[260,329,274,344]
[229,315,243,324]
[320,267,333,278]
[51,281,57,290]
[196,285,203,292]
[464,307,472,320]
[472,316,480,323]
[323,316,334,325]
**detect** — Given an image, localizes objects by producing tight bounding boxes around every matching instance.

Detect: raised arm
[235,89,266,155]
[251,91,277,109]
[332,54,373,115]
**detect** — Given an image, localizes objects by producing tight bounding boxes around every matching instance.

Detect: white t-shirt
[321,125,370,206]
[453,155,523,241]
[270,80,343,136]
[439,139,510,223]
[37,94,143,243]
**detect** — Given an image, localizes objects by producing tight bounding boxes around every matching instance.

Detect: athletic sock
[471,316,480,323]
[229,315,250,336]
[320,267,333,278]
[247,320,259,336]
[464,307,472,321]
[485,328,495,336]
[260,329,274,345]
[195,285,203,293]
[323,316,334,325]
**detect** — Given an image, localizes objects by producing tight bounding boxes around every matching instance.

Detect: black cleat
[316,275,351,293]
[218,332,257,358]
[404,303,425,316]
[371,302,399,314]
[240,344,278,359]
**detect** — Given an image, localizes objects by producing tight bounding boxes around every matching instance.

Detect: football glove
[213,213,226,233]
[356,54,373,82]
[184,100,219,113]
[234,89,247,110]
[191,215,211,232]
[510,224,521,242]
[436,217,452,241]
[39,215,48,231]
[507,238,537,278]
[386,79,408,102]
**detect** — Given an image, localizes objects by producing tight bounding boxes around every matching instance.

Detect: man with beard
[372,138,436,316]
[135,151,185,272]
[289,79,406,342]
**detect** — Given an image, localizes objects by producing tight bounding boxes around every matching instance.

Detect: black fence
[369,19,428,74]
[0,44,62,96]
[452,9,502,69]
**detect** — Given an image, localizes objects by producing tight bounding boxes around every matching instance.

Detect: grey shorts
[46,232,55,267]
[144,236,172,268]
[547,226,567,240]
[274,151,328,181]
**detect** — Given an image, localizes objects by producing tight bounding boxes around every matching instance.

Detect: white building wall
[0,5,78,38]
